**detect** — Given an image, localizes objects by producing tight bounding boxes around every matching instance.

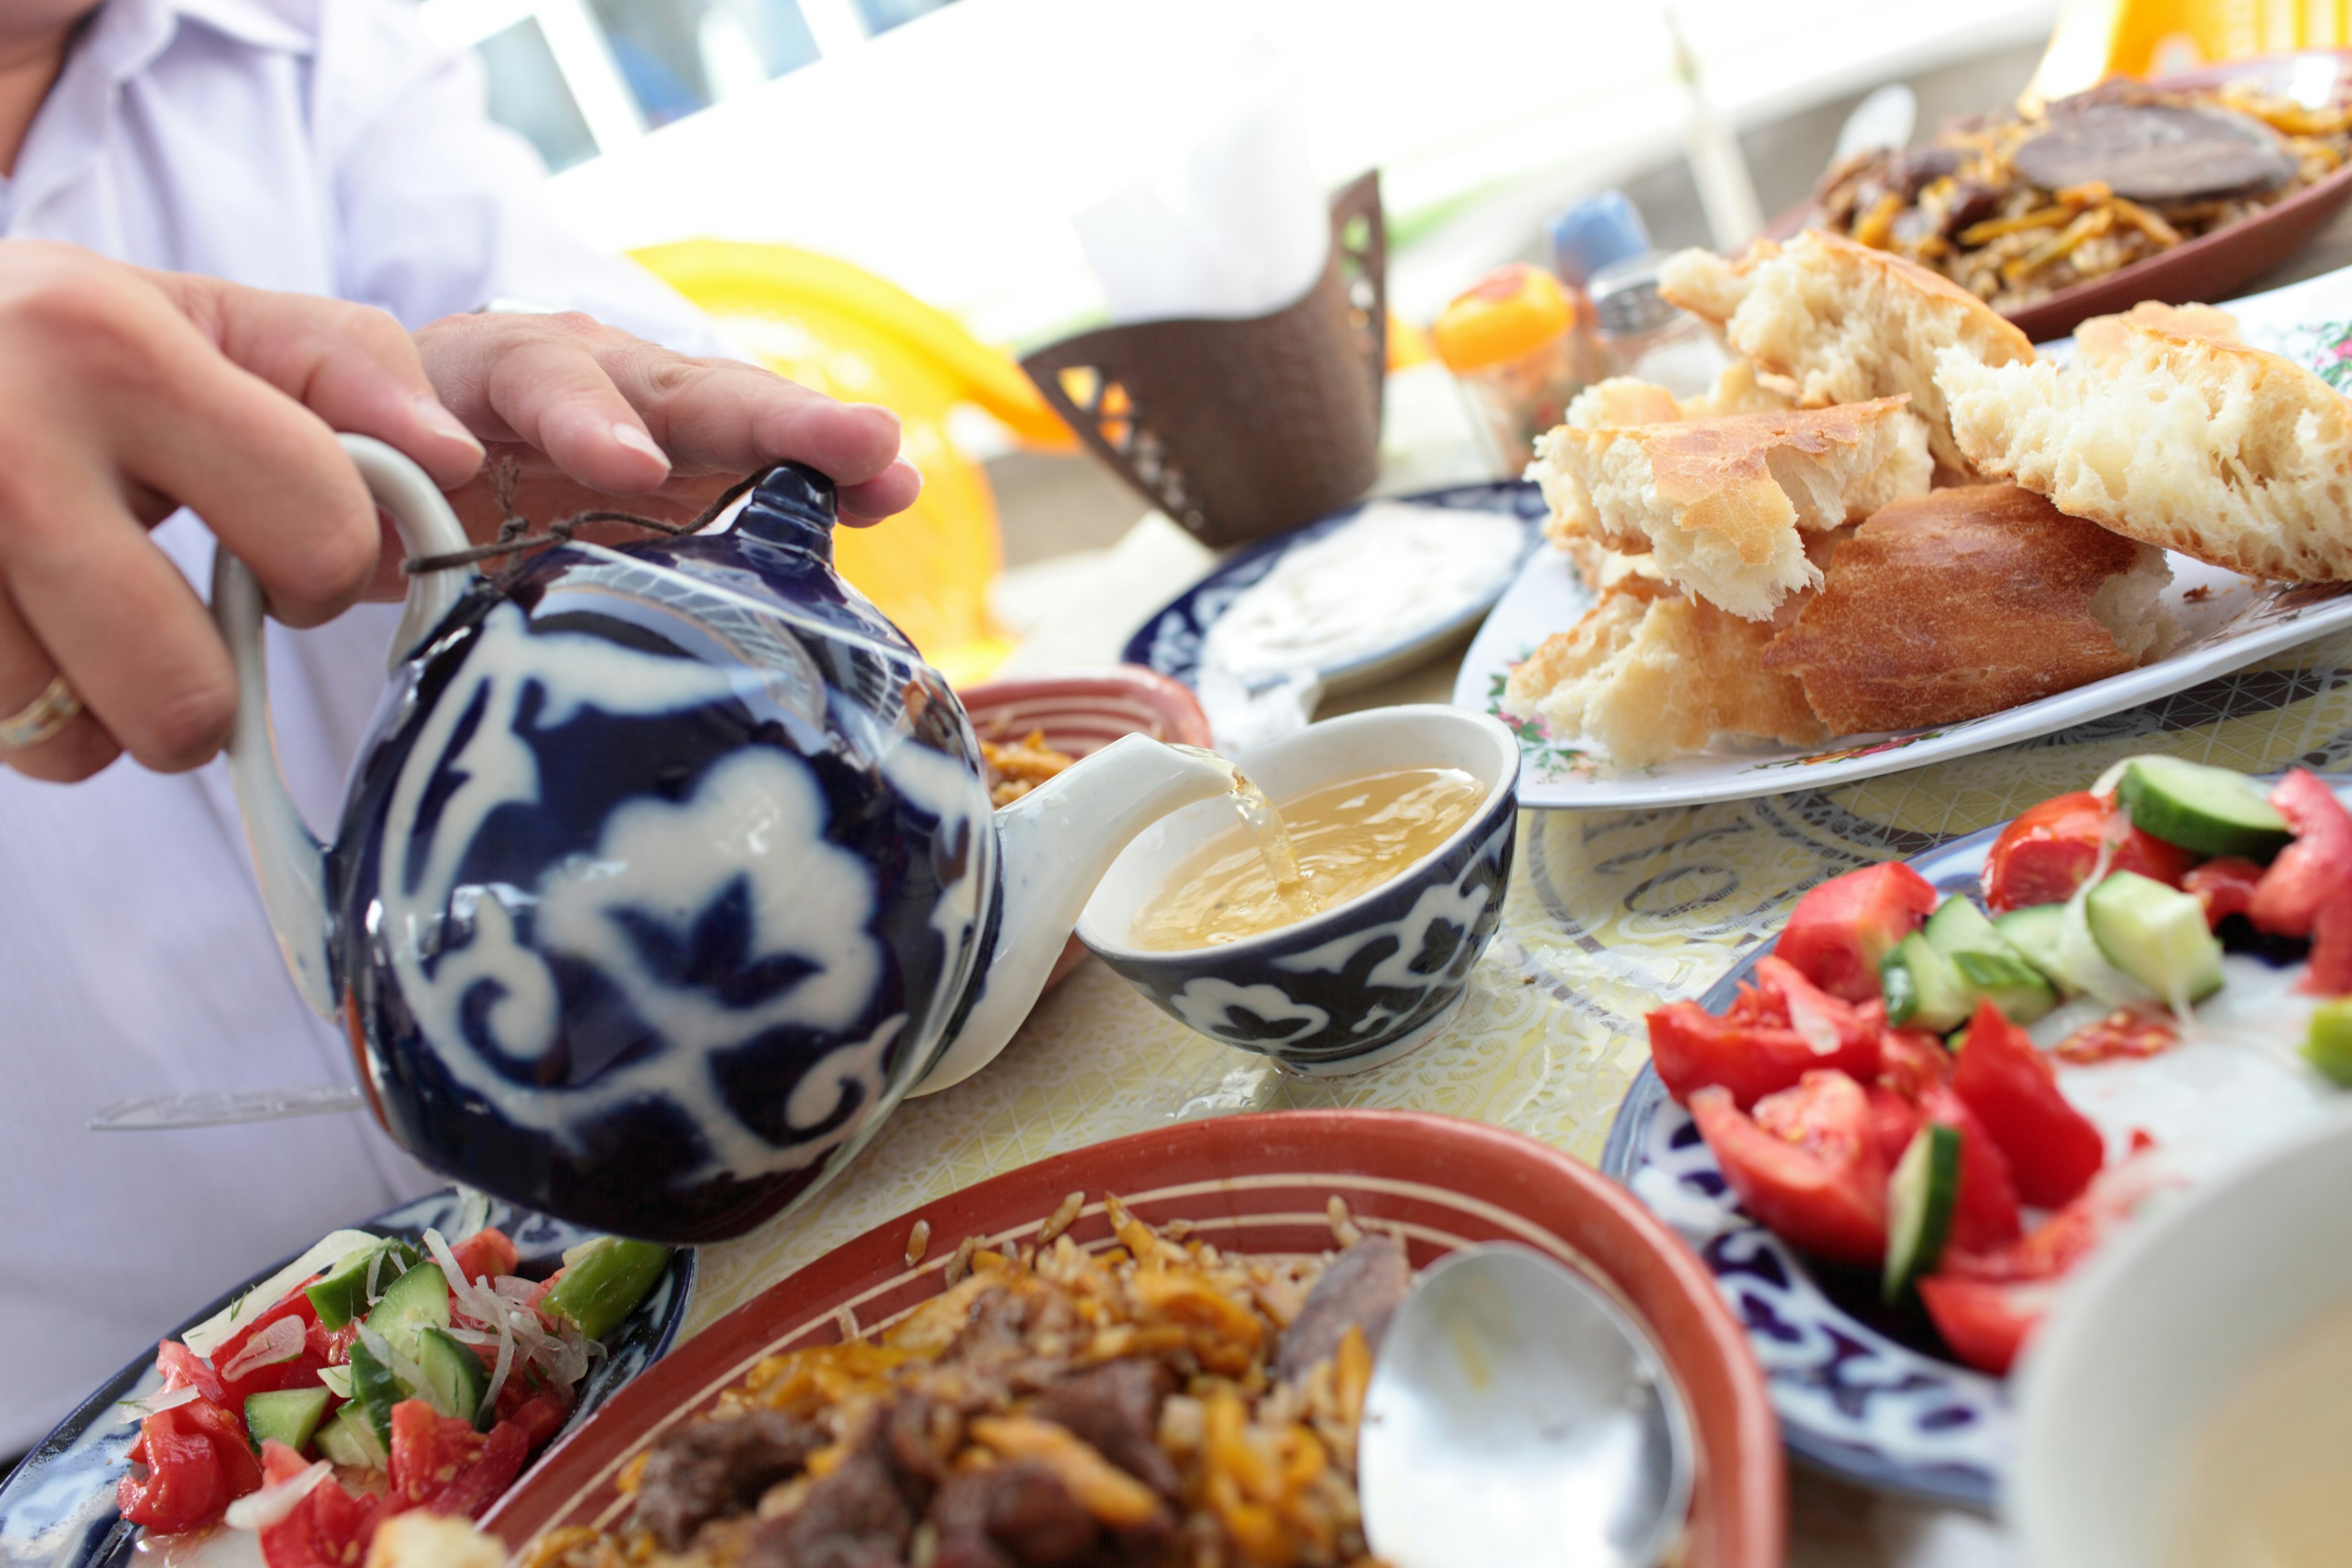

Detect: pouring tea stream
[205,435,1242,1243]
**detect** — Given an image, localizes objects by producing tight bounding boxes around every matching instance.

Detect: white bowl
[2010,1107,2352,1567]
[1075,705,1521,1076]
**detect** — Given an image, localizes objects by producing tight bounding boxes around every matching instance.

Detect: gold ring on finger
[0,673,82,753]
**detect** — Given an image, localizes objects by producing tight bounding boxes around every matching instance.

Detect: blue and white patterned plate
[1600,822,2017,1508]
[0,1189,694,1568]
[1122,481,1547,695]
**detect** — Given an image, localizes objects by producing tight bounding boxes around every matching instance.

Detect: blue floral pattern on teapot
[214,439,1235,1243]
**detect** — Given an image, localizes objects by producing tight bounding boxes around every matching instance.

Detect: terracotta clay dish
[481,1110,1784,1568]
[1771,48,2352,343]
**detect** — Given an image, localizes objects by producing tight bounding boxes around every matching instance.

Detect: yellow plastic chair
[2033,0,2348,101]
[631,241,1073,688]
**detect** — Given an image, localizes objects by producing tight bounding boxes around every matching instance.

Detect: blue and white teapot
[214,437,1234,1243]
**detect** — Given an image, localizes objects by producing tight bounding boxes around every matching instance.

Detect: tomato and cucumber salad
[1648,757,2352,1377]
[116,1222,669,1561]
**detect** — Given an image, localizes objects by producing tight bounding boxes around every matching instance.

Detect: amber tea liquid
[1131,766,1485,951]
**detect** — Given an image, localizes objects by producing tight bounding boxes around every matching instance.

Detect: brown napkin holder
[1022,171,1387,549]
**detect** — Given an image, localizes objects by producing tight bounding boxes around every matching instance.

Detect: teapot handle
[210,434,478,1019]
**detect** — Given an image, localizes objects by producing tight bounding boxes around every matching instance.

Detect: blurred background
[411,0,2352,684]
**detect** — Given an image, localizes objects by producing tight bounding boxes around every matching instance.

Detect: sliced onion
[491,1276,536,1305]
[479,1303,518,1418]
[423,1229,507,1331]
[317,1365,353,1400]
[225,1461,331,1531]
[454,1186,492,1243]
[1784,986,1844,1055]
[119,1384,202,1424]
[184,1230,379,1359]
[219,1317,307,1382]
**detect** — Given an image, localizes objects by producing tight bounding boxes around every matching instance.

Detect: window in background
[477,17,601,172]
[851,0,954,39]
[586,0,823,127]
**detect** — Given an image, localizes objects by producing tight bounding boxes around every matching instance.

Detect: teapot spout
[911,733,1237,1095]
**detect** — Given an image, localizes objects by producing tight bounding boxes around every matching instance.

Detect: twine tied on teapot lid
[401,458,764,578]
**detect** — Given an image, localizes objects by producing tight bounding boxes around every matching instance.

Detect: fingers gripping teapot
[214,437,1234,1243]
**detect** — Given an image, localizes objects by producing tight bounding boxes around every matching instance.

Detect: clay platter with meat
[477,1111,1787,1568]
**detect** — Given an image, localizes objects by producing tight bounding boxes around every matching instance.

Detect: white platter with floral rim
[1453,264,2352,810]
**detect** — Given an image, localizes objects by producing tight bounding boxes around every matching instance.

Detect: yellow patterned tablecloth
[684,628,2352,1332]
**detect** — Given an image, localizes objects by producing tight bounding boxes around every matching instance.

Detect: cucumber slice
[347,1335,404,1444]
[1952,949,2058,1025]
[1880,932,1974,1034]
[415,1325,490,1429]
[363,1261,450,1362]
[314,1402,388,1471]
[1884,1121,1962,1302]
[2084,870,2226,1006]
[1993,905,2076,994]
[244,1387,330,1456]
[2307,997,2352,1087]
[1920,896,2058,1022]
[2118,755,2291,861]
[1923,895,2007,959]
[306,1238,421,1330]
[540,1238,671,1342]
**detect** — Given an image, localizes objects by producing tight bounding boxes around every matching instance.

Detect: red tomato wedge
[1951,999,2105,1208]
[2184,858,2265,927]
[116,1411,230,1535]
[1648,957,1881,1109]
[257,1449,385,1568]
[2306,897,2352,997]
[1866,1084,1923,1169]
[1918,1275,2056,1376]
[388,1399,530,1518]
[214,1292,328,1406]
[1776,862,1938,1001]
[1920,1085,2022,1253]
[2251,770,2352,938]
[1982,791,2196,912]
[1875,1027,1952,1102]
[1690,1071,1889,1266]
[449,1227,521,1289]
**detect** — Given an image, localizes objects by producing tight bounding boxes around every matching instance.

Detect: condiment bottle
[1431,263,1600,475]
[1585,251,1728,399]
[1547,190,1650,294]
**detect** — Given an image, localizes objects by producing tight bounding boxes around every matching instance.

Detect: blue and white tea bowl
[1075,706,1520,1076]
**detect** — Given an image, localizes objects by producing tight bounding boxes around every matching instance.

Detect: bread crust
[1762,485,2159,733]
[1532,396,1931,619]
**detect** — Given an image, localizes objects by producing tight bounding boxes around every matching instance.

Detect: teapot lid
[733,463,839,562]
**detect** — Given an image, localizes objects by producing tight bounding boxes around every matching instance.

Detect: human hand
[405,311,921,594]
[0,242,486,783]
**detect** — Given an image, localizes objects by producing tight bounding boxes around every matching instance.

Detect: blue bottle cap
[1548,192,1651,290]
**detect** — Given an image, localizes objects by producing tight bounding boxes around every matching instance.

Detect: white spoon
[1359,1243,1694,1568]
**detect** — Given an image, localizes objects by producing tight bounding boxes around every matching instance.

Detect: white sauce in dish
[1199,502,1526,679]
[2046,956,2332,1186]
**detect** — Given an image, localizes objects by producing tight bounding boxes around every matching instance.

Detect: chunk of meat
[1273,1234,1410,1382]
[744,1423,922,1568]
[1029,1362,1180,1499]
[930,1461,1098,1568]
[885,1392,963,1487]
[633,1409,829,1551]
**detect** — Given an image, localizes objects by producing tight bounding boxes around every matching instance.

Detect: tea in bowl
[1075,706,1520,1074]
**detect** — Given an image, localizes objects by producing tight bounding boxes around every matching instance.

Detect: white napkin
[1072,88,1330,325]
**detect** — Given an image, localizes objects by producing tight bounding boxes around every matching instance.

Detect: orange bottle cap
[1431,264,1575,372]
